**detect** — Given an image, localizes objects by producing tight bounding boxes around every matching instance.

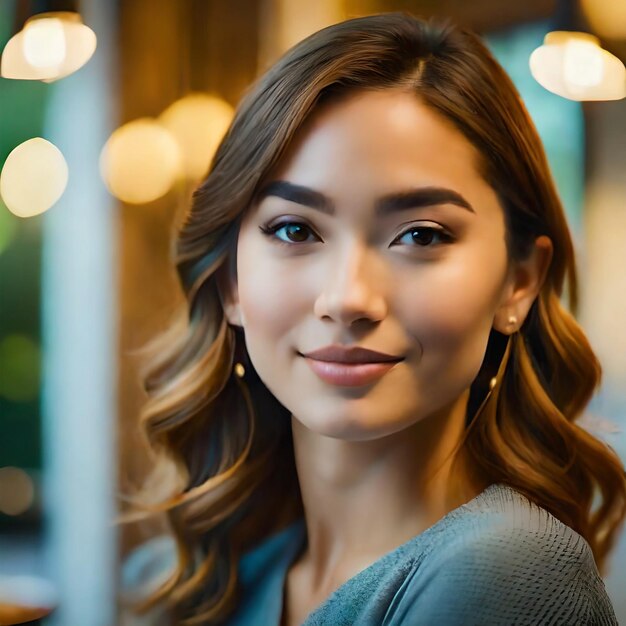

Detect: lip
[298,344,405,387]
[300,344,404,364]
[302,358,402,386]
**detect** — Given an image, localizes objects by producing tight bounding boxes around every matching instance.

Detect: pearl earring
[507,314,518,332]
[234,362,245,378]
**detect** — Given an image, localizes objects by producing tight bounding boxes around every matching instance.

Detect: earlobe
[493,235,553,333]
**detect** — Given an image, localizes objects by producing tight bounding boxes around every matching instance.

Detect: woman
[121,12,626,626]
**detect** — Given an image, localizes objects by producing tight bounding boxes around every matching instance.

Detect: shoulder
[441,482,593,569]
[391,484,617,625]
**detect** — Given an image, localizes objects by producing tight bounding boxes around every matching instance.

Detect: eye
[392,224,455,247]
[259,220,320,246]
[258,220,455,248]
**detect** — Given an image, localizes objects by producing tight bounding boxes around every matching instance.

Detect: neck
[288,388,480,593]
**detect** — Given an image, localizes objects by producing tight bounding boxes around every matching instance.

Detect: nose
[314,242,387,325]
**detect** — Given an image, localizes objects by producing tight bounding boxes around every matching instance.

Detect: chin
[294,410,409,442]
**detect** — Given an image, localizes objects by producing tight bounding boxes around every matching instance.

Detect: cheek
[414,264,500,333]
[397,241,508,389]
[236,233,302,345]
[405,229,508,332]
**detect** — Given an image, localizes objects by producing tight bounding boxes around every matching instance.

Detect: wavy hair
[121,12,626,624]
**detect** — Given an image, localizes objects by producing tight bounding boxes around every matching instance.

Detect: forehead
[265,89,485,194]
[248,89,502,221]
[247,89,501,226]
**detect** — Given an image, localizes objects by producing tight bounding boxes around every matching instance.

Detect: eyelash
[258,220,455,249]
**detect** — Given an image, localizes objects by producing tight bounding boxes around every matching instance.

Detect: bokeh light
[99,118,183,204]
[1,12,97,81]
[158,93,234,181]
[23,17,66,69]
[530,31,626,101]
[0,138,69,218]
[0,467,35,516]
[580,0,626,40]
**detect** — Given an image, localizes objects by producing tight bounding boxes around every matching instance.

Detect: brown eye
[282,223,311,243]
[394,225,454,247]
[259,220,320,245]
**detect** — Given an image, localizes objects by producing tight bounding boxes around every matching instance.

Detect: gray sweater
[121,483,618,625]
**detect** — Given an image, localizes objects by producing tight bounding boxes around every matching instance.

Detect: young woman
[121,12,626,626]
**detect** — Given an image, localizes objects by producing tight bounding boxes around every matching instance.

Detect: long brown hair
[122,12,626,624]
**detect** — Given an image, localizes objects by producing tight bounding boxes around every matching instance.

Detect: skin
[217,88,553,624]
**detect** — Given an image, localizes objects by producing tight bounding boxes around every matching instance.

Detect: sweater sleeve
[389,516,618,626]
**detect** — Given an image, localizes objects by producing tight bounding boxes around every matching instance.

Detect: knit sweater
[221,484,617,626]
[121,483,618,625]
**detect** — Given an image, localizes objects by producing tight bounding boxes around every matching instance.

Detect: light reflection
[0,138,68,218]
[99,118,183,204]
[529,31,626,101]
[22,17,66,69]
[159,93,234,181]
[563,39,604,90]
[1,12,96,81]
[0,467,34,516]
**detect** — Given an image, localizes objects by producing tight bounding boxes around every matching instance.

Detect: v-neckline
[274,483,506,626]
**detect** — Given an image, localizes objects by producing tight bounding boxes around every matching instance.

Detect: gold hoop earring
[469,332,514,425]
[231,324,248,379]
[232,360,257,447]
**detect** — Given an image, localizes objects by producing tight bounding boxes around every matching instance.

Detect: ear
[215,255,244,328]
[493,235,553,334]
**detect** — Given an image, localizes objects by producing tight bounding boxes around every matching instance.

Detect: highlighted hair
[120,12,626,624]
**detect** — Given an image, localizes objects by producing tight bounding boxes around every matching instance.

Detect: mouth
[298,353,403,386]
[299,345,405,364]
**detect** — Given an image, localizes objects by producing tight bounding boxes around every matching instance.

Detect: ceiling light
[1,11,96,81]
[530,31,626,101]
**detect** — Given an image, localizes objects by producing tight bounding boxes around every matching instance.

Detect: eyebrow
[254,180,476,215]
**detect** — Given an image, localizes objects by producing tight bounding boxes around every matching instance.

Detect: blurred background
[1,0,625,624]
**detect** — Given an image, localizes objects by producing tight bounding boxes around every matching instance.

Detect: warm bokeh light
[1,12,97,81]
[0,467,35,516]
[0,334,41,402]
[562,38,604,89]
[0,138,69,218]
[99,118,183,204]
[530,31,626,101]
[273,0,344,56]
[23,17,66,68]
[158,93,234,181]
[581,0,626,40]
[0,204,18,256]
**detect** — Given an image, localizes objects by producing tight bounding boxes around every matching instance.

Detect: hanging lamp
[529,0,626,101]
[1,0,96,81]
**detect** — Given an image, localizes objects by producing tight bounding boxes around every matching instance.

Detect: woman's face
[223,89,517,441]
